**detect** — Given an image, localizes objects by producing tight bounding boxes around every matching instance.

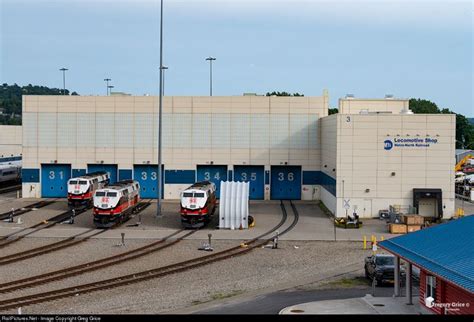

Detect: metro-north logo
[384,140,393,150]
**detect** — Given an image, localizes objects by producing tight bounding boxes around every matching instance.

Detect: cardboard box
[407,225,422,233]
[389,223,407,234]
[403,215,424,225]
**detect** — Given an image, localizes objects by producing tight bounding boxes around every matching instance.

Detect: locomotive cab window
[69,180,78,184]
[79,181,87,185]
[95,191,106,197]
[183,192,193,197]
[194,193,205,198]
[107,192,117,197]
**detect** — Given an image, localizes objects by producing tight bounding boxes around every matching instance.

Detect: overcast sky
[1,0,472,115]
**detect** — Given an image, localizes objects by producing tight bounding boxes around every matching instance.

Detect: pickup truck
[364,254,405,285]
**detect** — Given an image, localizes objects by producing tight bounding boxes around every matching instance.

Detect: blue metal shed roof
[379,216,474,294]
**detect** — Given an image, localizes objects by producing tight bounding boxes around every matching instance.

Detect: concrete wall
[320,114,337,213]
[334,113,455,218]
[0,125,22,157]
[22,95,328,199]
[339,98,409,114]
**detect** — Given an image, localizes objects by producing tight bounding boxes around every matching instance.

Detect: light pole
[104,78,111,96]
[59,68,68,95]
[107,85,114,95]
[160,66,168,95]
[157,0,164,217]
[205,57,216,96]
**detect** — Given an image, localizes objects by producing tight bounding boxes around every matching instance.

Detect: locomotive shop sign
[384,137,439,150]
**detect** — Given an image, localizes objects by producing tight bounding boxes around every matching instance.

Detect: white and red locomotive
[180,181,217,228]
[67,172,110,208]
[93,180,140,228]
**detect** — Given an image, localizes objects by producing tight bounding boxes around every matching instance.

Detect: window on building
[426,275,436,300]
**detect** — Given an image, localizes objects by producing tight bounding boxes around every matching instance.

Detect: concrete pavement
[280,294,431,315]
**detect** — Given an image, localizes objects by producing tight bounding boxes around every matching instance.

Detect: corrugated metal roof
[379,216,474,294]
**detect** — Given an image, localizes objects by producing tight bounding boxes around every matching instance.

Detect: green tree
[328,108,338,115]
[0,83,79,125]
[265,91,304,97]
[409,98,474,149]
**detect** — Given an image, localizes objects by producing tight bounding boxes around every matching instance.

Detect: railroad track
[0,184,21,195]
[0,200,153,253]
[0,200,300,311]
[0,207,89,249]
[0,229,194,293]
[0,200,57,221]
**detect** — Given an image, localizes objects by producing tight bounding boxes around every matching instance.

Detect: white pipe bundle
[219,181,250,229]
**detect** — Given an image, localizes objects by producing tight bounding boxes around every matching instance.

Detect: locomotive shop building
[20,94,455,218]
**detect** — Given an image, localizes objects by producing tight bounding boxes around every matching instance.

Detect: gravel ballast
[0,238,374,314]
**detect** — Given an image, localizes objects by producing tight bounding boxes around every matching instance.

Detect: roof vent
[345,94,355,99]
[400,107,414,115]
[385,94,394,99]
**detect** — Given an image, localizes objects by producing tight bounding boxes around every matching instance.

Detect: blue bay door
[196,165,227,198]
[41,164,71,198]
[233,165,264,200]
[270,166,302,200]
[133,165,164,199]
[87,164,118,184]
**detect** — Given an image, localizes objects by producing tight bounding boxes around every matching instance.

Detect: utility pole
[160,66,168,95]
[205,57,216,96]
[157,0,164,217]
[104,78,111,95]
[59,68,68,95]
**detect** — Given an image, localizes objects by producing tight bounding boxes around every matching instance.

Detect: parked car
[364,254,405,285]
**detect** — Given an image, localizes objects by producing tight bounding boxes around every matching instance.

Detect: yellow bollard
[363,235,367,250]
[371,235,375,243]
[381,235,384,241]
[371,239,377,255]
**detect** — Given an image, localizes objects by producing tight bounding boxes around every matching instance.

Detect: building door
[133,165,164,199]
[41,164,71,198]
[362,199,372,217]
[234,165,264,200]
[270,166,302,200]
[87,164,118,184]
[418,198,437,217]
[196,165,227,198]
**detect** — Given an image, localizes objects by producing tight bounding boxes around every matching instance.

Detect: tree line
[0,83,78,125]
[1,84,472,149]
